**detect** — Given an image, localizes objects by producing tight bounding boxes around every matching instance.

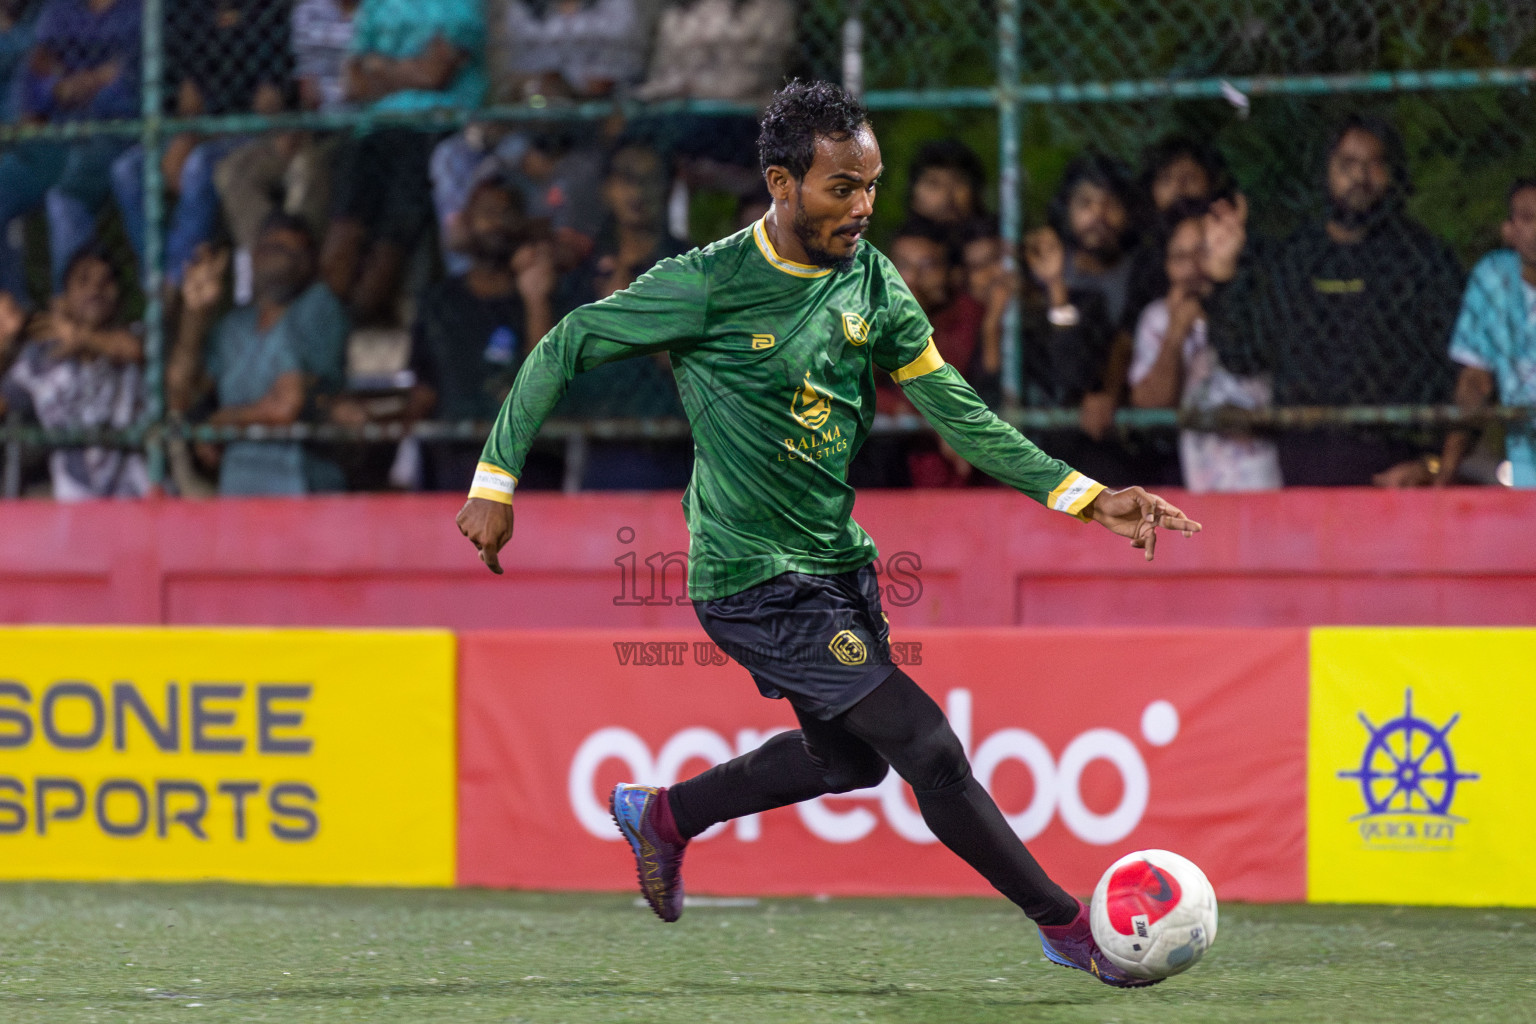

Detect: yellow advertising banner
[1309,628,1536,906]
[0,628,455,885]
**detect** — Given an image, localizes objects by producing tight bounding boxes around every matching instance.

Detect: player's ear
[1500,218,1516,247]
[765,166,796,203]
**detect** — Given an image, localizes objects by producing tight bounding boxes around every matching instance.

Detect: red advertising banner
[458,628,1308,902]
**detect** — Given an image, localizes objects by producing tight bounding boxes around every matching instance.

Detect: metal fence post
[842,0,865,99]
[996,0,1022,407]
[140,0,166,488]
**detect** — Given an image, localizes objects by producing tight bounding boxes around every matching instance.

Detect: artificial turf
[0,884,1532,1023]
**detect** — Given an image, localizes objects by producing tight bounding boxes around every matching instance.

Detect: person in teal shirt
[1438,178,1536,488]
[321,0,486,323]
[347,0,485,113]
[171,214,350,495]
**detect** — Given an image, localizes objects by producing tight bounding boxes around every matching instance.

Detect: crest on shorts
[842,312,871,346]
[791,371,833,430]
[828,629,868,666]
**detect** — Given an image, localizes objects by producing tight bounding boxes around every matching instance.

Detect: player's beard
[792,202,858,274]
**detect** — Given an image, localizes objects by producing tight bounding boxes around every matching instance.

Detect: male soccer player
[456,81,1201,988]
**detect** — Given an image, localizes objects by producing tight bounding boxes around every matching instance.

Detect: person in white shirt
[1128,198,1280,492]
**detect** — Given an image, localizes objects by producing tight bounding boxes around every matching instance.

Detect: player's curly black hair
[757,79,871,180]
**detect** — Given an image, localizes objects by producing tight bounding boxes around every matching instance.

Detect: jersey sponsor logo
[751,333,776,350]
[791,372,833,430]
[778,424,847,463]
[841,312,870,346]
[827,630,868,666]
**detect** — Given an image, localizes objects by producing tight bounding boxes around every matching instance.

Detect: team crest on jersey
[791,371,833,430]
[842,312,871,346]
[828,629,868,665]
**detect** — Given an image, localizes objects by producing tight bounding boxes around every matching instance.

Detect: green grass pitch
[0,884,1532,1023]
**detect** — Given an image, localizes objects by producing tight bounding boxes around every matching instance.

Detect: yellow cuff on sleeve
[468,461,517,505]
[890,337,945,383]
[1047,471,1106,521]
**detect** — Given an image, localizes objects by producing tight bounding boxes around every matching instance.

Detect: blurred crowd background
[0,0,1532,499]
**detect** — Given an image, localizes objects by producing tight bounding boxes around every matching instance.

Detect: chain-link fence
[0,0,1531,495]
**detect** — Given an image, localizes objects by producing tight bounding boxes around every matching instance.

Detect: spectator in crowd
[1435,177,1536,489]
[432,127,603,280]
[1,0,139,301]
[431,123,531,277]
[905,139,989,245]
[0,0,42,300]
[0,1,38,108]
[634,0,791,103]
[628,0,794,213]
[107,0,290,293]
[0,246,149,499]
[215,0,360,302]
[497,0,647,102]
[322,0,486,324]
[1202,113,1464,485]
[405,175,557,491]
[1124,135,1232,330]
[888,219,986,386]
[1049,152,1136,327]
[169,213,349,495]
[955,217,1018,401]
[562,143,687,301]
[0,290,17,365]
[1016,221,1136,485]
[1128,198,1280,492]
[0,294,18,384]
[553,142,692,490]
[883,218,989,486]
[1047,153,1139,445]
[958,218,1005,311]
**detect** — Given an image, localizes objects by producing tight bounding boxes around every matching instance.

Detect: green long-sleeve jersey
[472,217,1105,600]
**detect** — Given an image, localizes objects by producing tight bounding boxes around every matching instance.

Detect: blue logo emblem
[1338,689,1478,848]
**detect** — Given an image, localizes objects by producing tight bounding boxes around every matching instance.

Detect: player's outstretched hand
[1086,486,1201,562]
[456,497,515,575]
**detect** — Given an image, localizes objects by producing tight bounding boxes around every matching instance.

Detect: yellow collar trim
[753,217,834,279]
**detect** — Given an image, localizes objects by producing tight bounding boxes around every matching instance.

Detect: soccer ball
[1089,849,1218,981]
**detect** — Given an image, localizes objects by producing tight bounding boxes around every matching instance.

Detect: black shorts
[693,563,897,720]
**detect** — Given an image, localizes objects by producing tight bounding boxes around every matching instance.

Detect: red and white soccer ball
[1089,849,1218,981]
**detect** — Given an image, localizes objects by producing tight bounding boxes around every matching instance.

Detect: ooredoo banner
[0,627,456,885]
[458,628,1308,901]
[1308,628,1536,907]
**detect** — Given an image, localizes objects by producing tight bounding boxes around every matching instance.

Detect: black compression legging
[667,669,1078,926]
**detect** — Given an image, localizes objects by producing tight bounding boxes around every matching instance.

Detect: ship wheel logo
[1338,689,1479,819]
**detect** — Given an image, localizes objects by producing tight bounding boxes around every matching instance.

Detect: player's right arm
[457,252,709,573]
